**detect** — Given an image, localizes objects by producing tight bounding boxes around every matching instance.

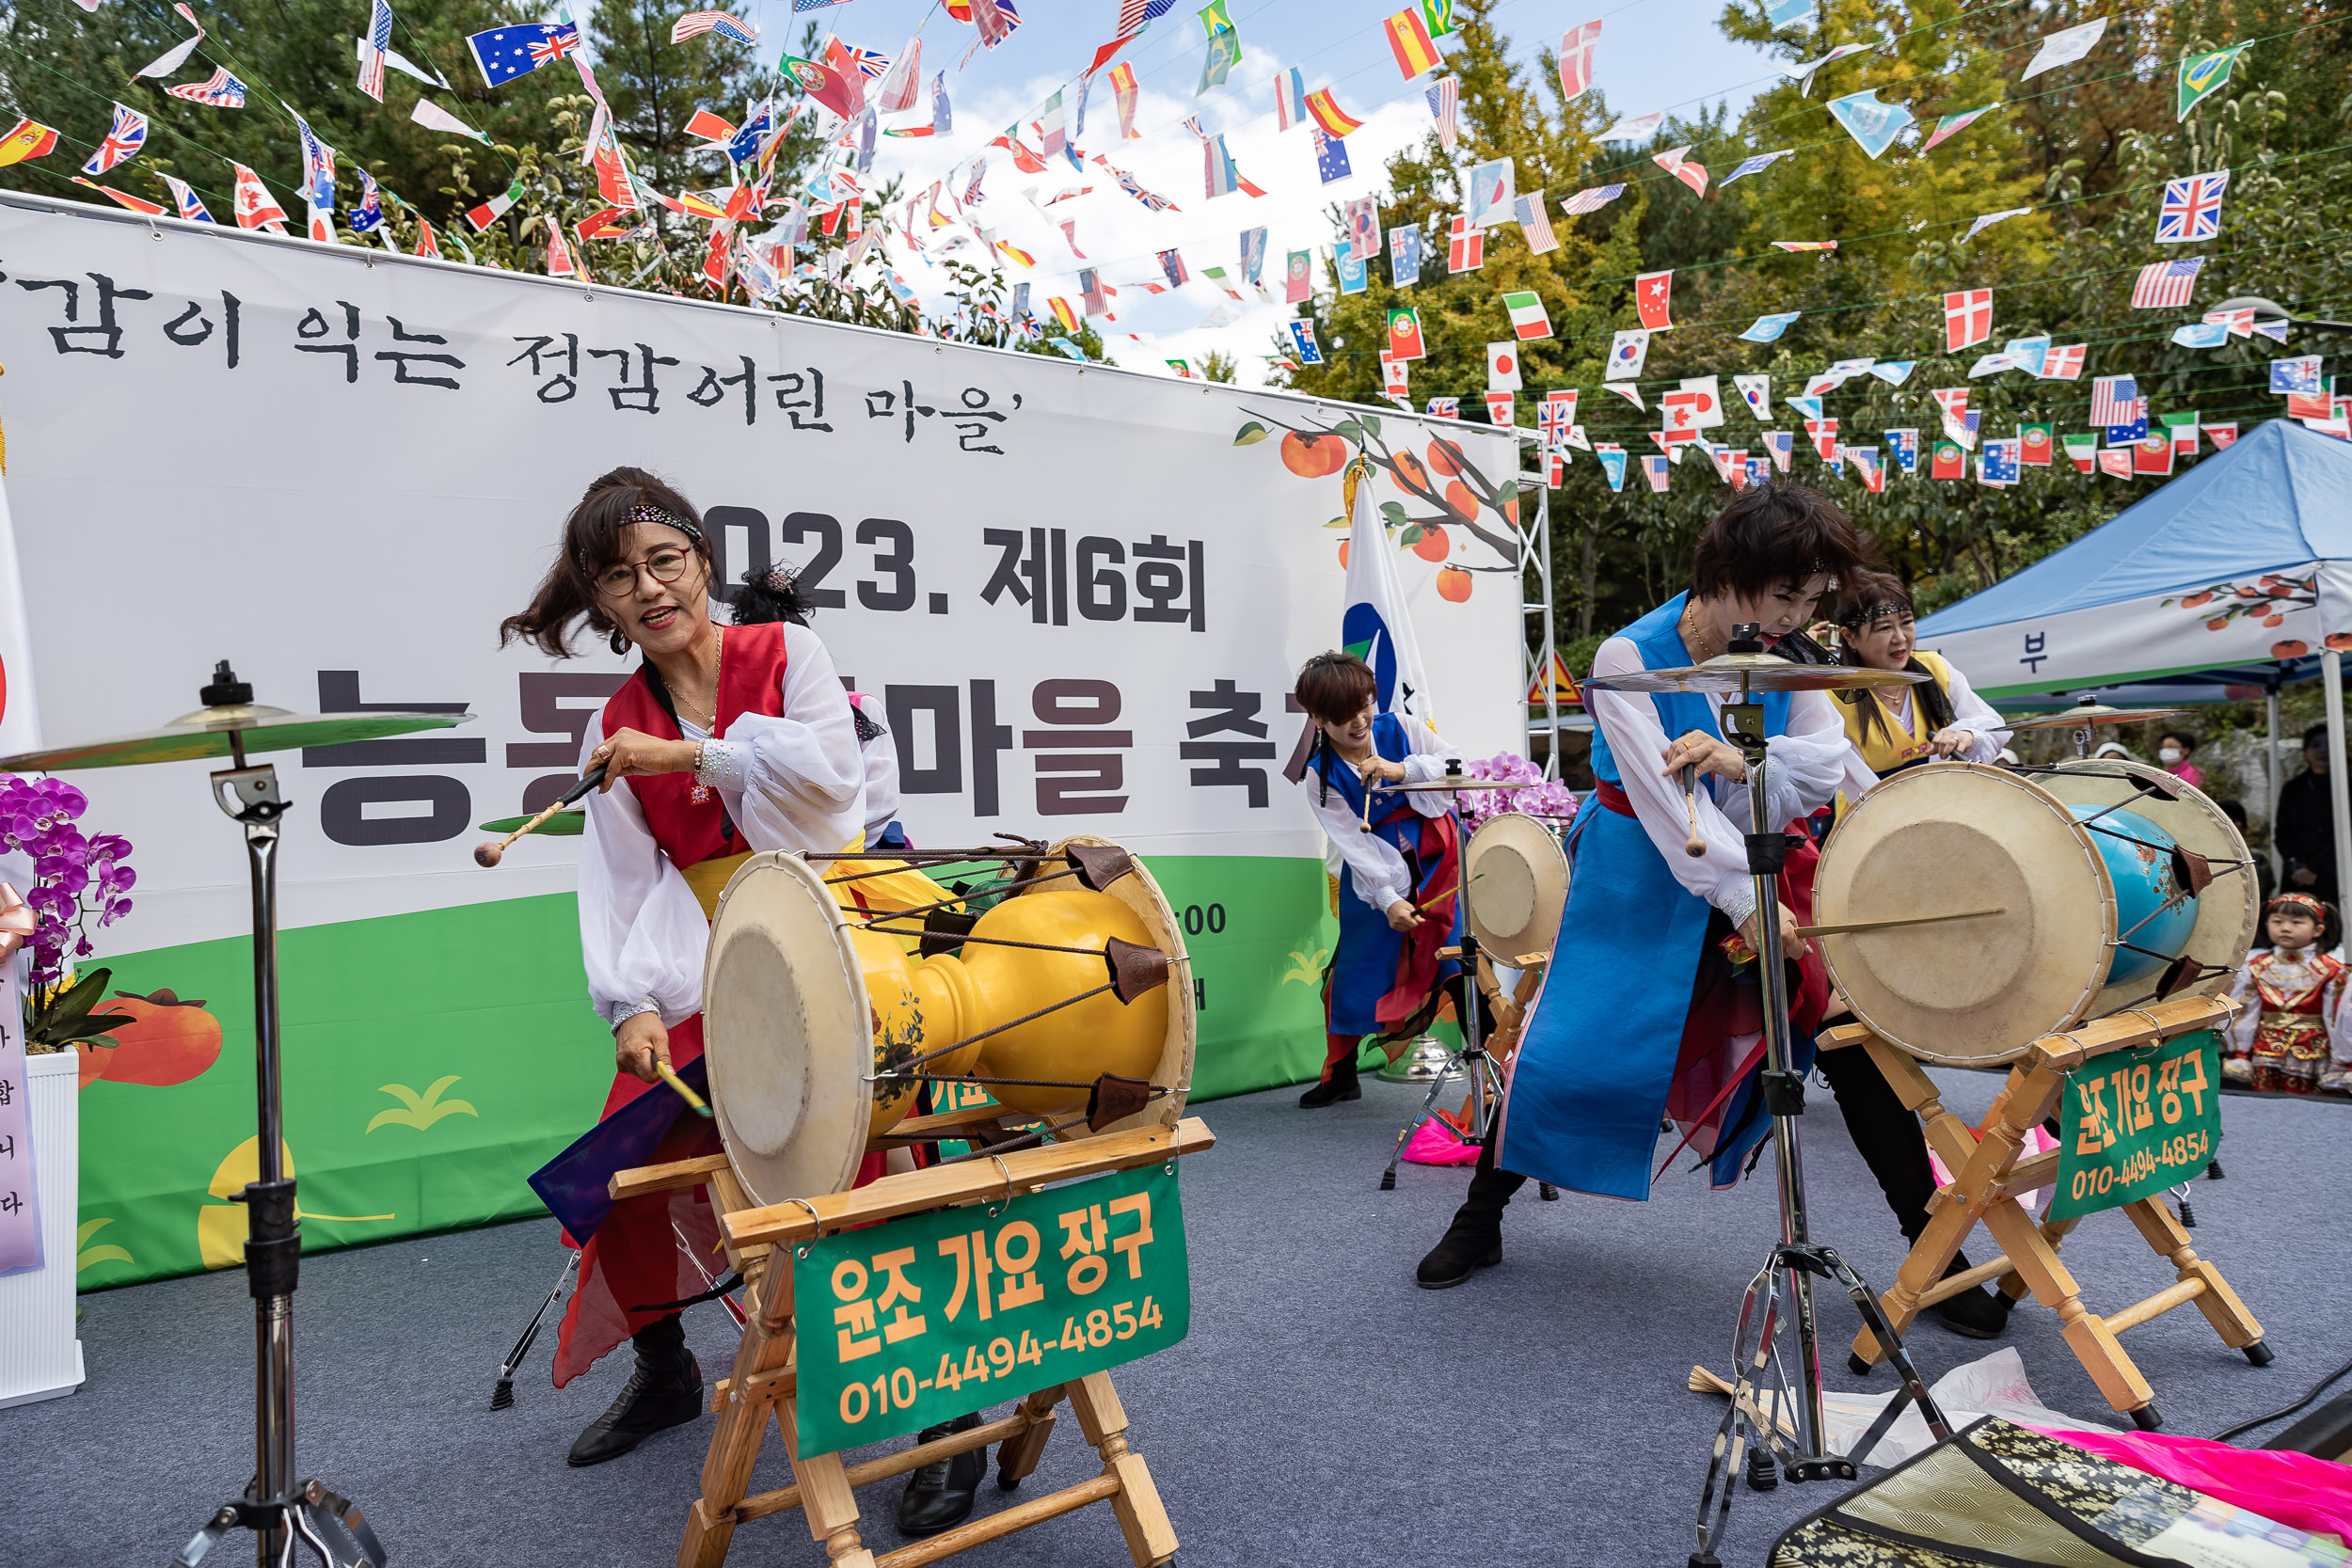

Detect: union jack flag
[670,9,758,45]
[530,28,580,66]
[2089,374,2138,428]
[2131,257,2203,309]
[846,44,891,79]
[167,68,248,106]
[81,103,148,176]
[1537,394,1573,450]
[162,175,213,223]
[2155,170,2229,244]
[1425,397,1461,420]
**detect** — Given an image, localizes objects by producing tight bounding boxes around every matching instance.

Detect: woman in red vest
[501,467,866,1466]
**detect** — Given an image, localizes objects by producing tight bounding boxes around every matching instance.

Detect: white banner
[0,194,1521,957]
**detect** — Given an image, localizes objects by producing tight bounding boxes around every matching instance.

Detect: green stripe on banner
[69,856,1336,1289]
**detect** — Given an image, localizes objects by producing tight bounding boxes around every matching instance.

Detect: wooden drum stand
[1830,993,2271,1430]
[612,1112,1211,1568]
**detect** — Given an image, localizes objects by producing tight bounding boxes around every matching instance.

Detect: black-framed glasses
[594,546,695,597]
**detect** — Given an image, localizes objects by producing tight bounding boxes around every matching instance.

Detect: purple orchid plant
[0,776,137,1052]
[1458,752,1581,829]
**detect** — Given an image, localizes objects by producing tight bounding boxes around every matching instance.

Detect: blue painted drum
[2074,803,2199,987]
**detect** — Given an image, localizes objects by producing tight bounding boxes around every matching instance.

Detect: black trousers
[1450,1041,1936,1242]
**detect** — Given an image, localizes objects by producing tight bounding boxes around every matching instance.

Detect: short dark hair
[2159,730,2198,752]
[1691,482,1874,605]
[2305,723,2331,750]
[1295,652,1376,727]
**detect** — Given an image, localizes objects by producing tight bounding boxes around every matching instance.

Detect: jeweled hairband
[2271,892,2331,917]
[1838,599,1910,629]
[578,502,706,571]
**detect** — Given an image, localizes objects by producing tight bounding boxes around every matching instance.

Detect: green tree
[1200,349,1238,382]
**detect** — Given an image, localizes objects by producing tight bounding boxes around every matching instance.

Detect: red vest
[599,620,789,869]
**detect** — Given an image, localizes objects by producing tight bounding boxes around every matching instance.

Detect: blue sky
[737,0,1788,384]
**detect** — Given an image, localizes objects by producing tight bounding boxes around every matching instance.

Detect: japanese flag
[1486,341,1521,391]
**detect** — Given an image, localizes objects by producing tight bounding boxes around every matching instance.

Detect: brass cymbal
[1582,651,1928,696]
[0,705,473,772]
[1999,704,2192,734]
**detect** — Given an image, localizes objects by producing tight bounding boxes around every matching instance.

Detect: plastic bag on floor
[1821,1346,2094,1466]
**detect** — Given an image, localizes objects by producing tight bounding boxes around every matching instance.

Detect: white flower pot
[0,1048,84,1408]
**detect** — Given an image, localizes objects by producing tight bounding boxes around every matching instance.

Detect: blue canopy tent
[1917,418,2352,895]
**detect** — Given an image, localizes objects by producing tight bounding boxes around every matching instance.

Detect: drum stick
[1791,907,2006,940]
[472,765,606,867]
[654,1060,713,1118]
[1679,764,1705,858]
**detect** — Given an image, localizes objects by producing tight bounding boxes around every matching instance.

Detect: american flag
[2039,344,2086,380]
[2089,374,2137,428]
[1425,75,1457,151]
[357,0,391,101]
[81,103,148,175]
[1514,192,1559,255]
[1561,183,1623,215]
[1114,0,1175,35]
[2131,257,2203,309]
[167,68,248,106]
[671,10,759,45]
[349,168,385,232]
[2154,170,2229,244]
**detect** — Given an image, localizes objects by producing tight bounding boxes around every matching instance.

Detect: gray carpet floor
[6,1068,2344,1567]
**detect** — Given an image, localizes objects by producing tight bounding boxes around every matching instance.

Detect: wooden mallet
[473,765,606,867]
[1679,763,1706,858]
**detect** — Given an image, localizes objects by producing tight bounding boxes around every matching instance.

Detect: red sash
[599,619,789,866]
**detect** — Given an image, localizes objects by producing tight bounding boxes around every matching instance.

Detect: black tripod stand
[1680,631,1951,1568]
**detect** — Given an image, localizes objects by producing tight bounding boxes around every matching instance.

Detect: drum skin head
[2040,759,2259,1019]
[1815,764,2115,1067]
[1463,813,1568,963]
[1043,836,1193,1137]
[701,852,874,1209]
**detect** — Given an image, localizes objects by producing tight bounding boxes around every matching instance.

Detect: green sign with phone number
[2047,1028,2222,1224]
[792,1162,1189,1456]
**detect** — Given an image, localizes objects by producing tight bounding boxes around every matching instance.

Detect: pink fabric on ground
[2031,1425,2352,1543]
[1403,1119,1482,1165]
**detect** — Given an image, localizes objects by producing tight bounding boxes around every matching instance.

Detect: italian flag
[465,179,522,232]
[2060,433,2097,473]
[1502,290,1552,341]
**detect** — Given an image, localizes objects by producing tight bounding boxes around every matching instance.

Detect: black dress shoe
[1931,1250,2011,1341]
[898,1411,985,1536]
[1298,1065,1361,1107]
[1415,1220,1502,1289]
[567,1315,704,1466]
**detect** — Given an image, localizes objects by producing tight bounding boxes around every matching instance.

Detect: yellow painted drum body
[1813,761,2255,1068]
[699,838,1194,1209]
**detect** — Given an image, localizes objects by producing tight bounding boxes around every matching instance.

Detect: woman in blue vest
[1418,483,1868,1288]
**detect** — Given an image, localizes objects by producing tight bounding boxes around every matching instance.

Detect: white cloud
[862,44,1439,388]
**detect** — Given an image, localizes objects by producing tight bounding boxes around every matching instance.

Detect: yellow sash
[680,851,757,922]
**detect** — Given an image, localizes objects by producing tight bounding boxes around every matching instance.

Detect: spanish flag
[996,241,1035,267]
[0,119,58,168]
[1383,8,1441,81]
[1048,295,1078,333]
[1305,87,1363,138]
[71,176,164,215]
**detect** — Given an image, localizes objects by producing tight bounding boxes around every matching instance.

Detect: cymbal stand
[1687,630,1951,1568]
[176,681,387,1568]
[1378,761,1503,1191]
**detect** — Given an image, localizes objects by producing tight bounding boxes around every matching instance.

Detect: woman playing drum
[1417,483,1863,1287]
[1832,571,2009,778]
[500,467,866,1466]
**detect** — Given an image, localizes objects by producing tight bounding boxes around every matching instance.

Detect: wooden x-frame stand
[1825,993,2269,1429]
[611,1112,1213,1568]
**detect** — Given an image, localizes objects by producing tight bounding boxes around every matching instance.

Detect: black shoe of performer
[567,1315,705,1466]
[898,1411,985,1536]
[1415,1219,1502,1289]
[1299,1058,1361,1107]
[1931,1250,2012,1341]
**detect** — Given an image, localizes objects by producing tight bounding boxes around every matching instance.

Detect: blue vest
[1317,715,1463,1037]
[1499,594,1796,1197]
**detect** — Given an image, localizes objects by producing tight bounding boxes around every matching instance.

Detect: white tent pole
[2266,685,2283,881]
[2325,651,2352,913]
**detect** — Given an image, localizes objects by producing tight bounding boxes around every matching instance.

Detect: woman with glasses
[498,467,866,1469]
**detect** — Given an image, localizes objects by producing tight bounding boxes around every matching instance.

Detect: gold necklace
[674,628,723,731]
[1681,599,1719,663]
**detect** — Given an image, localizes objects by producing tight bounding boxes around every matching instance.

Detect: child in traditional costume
[1292,651,1465,1107]
[501,469,866,1468]
[2226,893,2349,1094]
[1417,483,1870,1289]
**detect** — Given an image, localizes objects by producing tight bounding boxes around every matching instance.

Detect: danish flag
[2039,344,2086,380]
[1944,289,1992,352]
[1448,214,1483,272]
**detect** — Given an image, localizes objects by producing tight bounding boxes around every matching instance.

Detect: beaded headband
[1838,597,1912,629]
[578,502,706,572]
[2269,892,2332,920]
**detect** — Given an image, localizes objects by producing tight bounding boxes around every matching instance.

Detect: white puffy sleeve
[700,624,867,854]
[1586,636,1763,929]
[1715,689,1853,835]
[2328,968,2351,1068]
[2225,965,2259,1057]
[1296,765,1413,913]
[1393,715,1462,818]
[577,727,710,1029]
[850,697,903,840]
[1935,658,2011,763]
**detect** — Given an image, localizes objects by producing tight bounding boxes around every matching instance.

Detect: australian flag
[1313,127,1351,185]
[726,103,772,166]
[467,21,580,87]
[1287,320,1323,364]
[350,168,385,233]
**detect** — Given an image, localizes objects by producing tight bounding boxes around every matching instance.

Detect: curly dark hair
[498,467,710,658]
